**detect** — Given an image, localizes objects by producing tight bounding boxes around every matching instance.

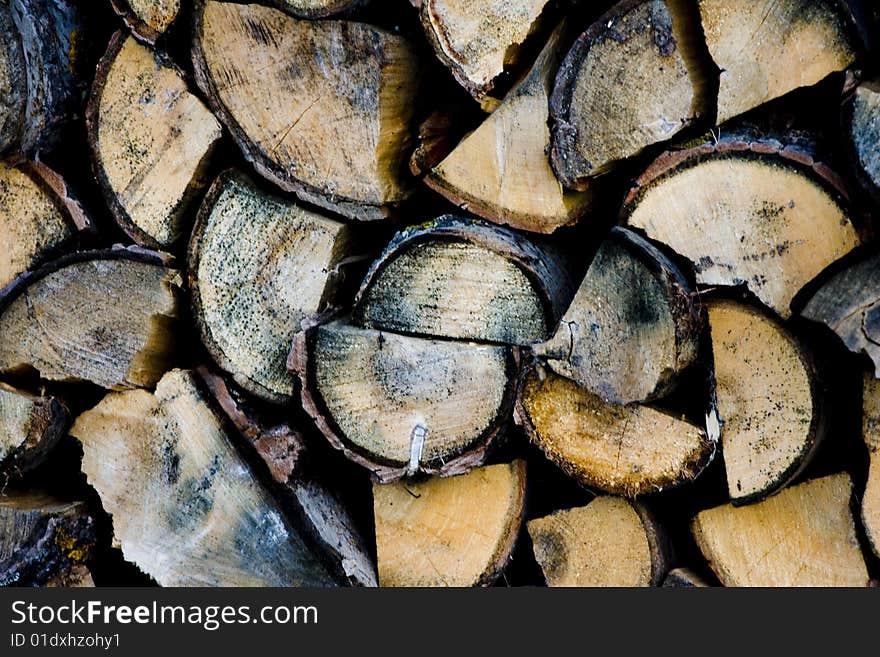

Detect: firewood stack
[1,0,880,588]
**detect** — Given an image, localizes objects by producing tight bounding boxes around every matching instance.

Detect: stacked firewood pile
[2,0,880,588]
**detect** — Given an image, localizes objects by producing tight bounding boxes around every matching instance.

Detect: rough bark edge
[109,0,178,45]
[351,216,575,343]
[191,0,406,222]
[513,363,714,497]
[195,365,377,587]
[289,317,520,483]
[0,245,175,313]
[632,501,671,586]
[195,365,305,483]
[87,30,219,249]
[187,169,301,404]
[0,385,68,480]
[475,459,527,587]
[621,129,854,216]
[708,298,828,507]
[418,0,550,100]
[535,225,704,403]
[549,0,706,190]
[0,500,96,588]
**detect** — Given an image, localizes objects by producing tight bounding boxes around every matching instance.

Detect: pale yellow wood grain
[374,461,526,586]
[692,474,868,586]
[627,157,859,317]
[709,300,816,501]
[699,0,857,123]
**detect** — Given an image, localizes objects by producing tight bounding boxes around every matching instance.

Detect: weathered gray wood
[352,217,575,346]
[292,319,517,483]
[534,226,702,405]
[71,368,341,587]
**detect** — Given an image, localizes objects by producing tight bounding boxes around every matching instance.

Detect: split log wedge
[0,159,93,289]
[709,300,825,504]
[88,32,222,248]
[373,461,526,586]
[527,497,669,587]
[698,0,859,124]
[425,23,592,233]
[692,473,868,586]
[189,171,356,403]
[198,367,378,586]
[192,0,421,220]
[418,0,552,100]
[517,369,713,497]
[549,0,715,187]
[0,248,179,390]
[534,226,701,405]
[801,251,880,373]
[624,133,860,318]
[70,368,341,587]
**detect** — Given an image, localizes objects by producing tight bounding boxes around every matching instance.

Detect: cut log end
[518,368,713,497]
[189,170,356,403]
[692,474,868,586]
[425,22,592,233]
[550,0,715,187]
[709,300,822,504]
[699,0,858,124]
[192,0,420,220]
[373,461,526,587]
[88,32,222,248]
[352,218,574,346]
[625,136,860,318]
[0,160,92,289]
[70,368,340,587]
[801,252,880,372]
[294,320,516,482]
[536,226,701,405]
[419,0,550,99]
[110,0,182,44]
[0,250,180,391]
[527,497,669,587]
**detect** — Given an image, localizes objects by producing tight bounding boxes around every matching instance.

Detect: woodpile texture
[1,0,880,588]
